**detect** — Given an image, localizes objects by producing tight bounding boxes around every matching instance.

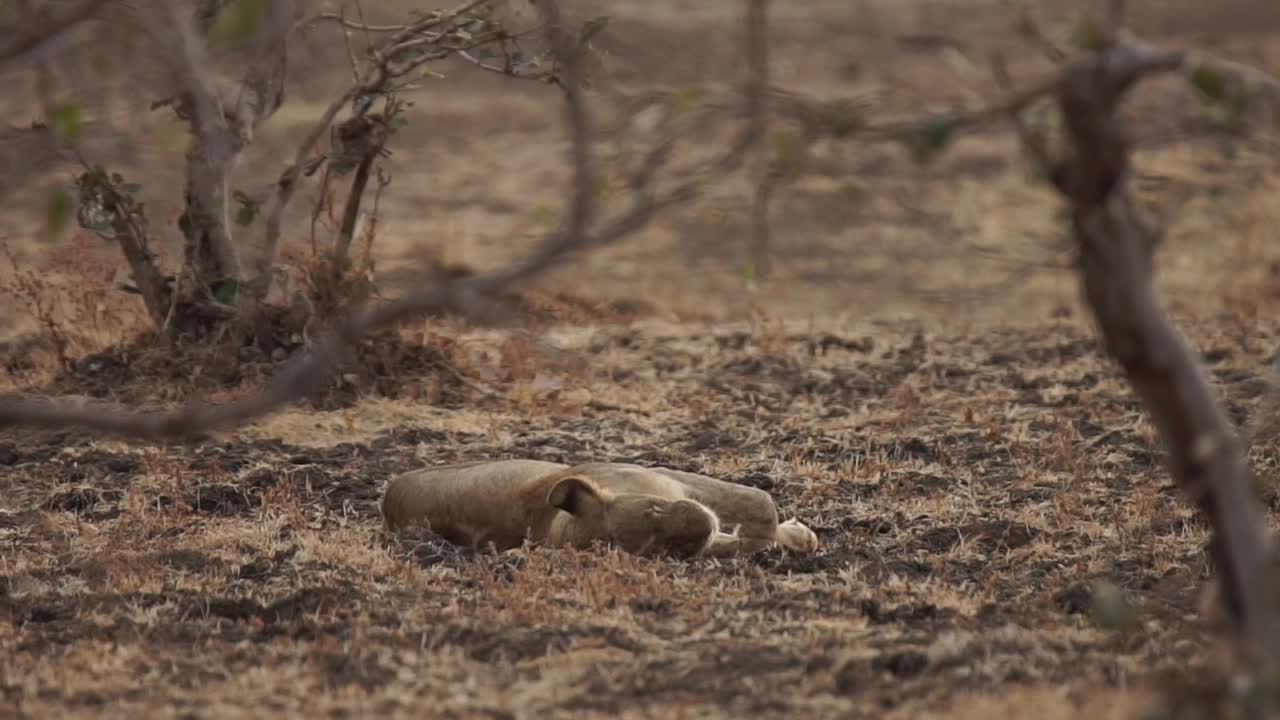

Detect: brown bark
[109,211,171,327]
[160,0,292,301]
[74,167,173,327]
[1051,45,1280,664]
[178,130,243,293]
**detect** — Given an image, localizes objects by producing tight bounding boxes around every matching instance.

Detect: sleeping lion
[382,459,819,558]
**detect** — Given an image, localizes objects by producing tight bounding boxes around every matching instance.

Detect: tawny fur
[381,459,820,558]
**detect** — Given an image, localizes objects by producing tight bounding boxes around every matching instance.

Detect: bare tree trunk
[331,111,392,263]
[69,166,174,326]
[178,131,242,296]
[1051,46,1280,665]
[1075,190,1274,635]
[157,0,291,306]
[333,157,373,262]
[107,200,171,326]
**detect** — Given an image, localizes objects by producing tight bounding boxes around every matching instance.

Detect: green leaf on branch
[211,278,240,304]
[207,0,270,49]
[1189,63,1230,103]
[772,128,802,174]
[831,113,864,139]
[232,190,259,227]
[51,101,82,143]
[670,88,702,115]
[903,116,956,165]
[532,205,557,227]
[1072,17,1108,52]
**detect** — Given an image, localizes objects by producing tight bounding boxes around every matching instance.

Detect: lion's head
[546,475,719,557]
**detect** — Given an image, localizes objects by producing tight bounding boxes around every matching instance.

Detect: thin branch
[351,0,377,56]
[334,154,373,260]
[251,84,360,296]
[73,166,172,325]
[576,1,774,257]
[466,1,593,295]
[764,37,1280,154]
[742,0,773,280]
[358,166,393,270]
[742,0,770,148]
[990,51,1055,173]
[332,108,393,262]
[338,5,363,84]
[307,0,490,35]
[310,15,411,34]
[749,160,784,281]
[0,0,107,75]
[309,162,335,256]
[455,47,553,81]
[249,0,501,298]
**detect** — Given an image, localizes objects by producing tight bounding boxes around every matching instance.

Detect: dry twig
[250,0,507,298]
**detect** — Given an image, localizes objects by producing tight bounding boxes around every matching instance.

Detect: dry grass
[6,315,1280,717]
[4,0,1280,717]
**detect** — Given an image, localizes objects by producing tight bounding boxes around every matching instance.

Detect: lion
[381,459,820,558]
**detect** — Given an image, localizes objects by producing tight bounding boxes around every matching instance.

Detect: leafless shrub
[0,0,777,438]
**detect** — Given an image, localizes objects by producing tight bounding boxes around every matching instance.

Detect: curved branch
[1048,42,1280,666]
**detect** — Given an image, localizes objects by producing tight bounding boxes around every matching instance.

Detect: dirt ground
[4,0,1280,718]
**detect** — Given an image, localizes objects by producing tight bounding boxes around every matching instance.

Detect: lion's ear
[547,476,603,516]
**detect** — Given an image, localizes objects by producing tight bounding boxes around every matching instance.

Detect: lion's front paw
[778,517,819,553]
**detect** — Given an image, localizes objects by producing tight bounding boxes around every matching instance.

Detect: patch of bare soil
[5,316,1280,717]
